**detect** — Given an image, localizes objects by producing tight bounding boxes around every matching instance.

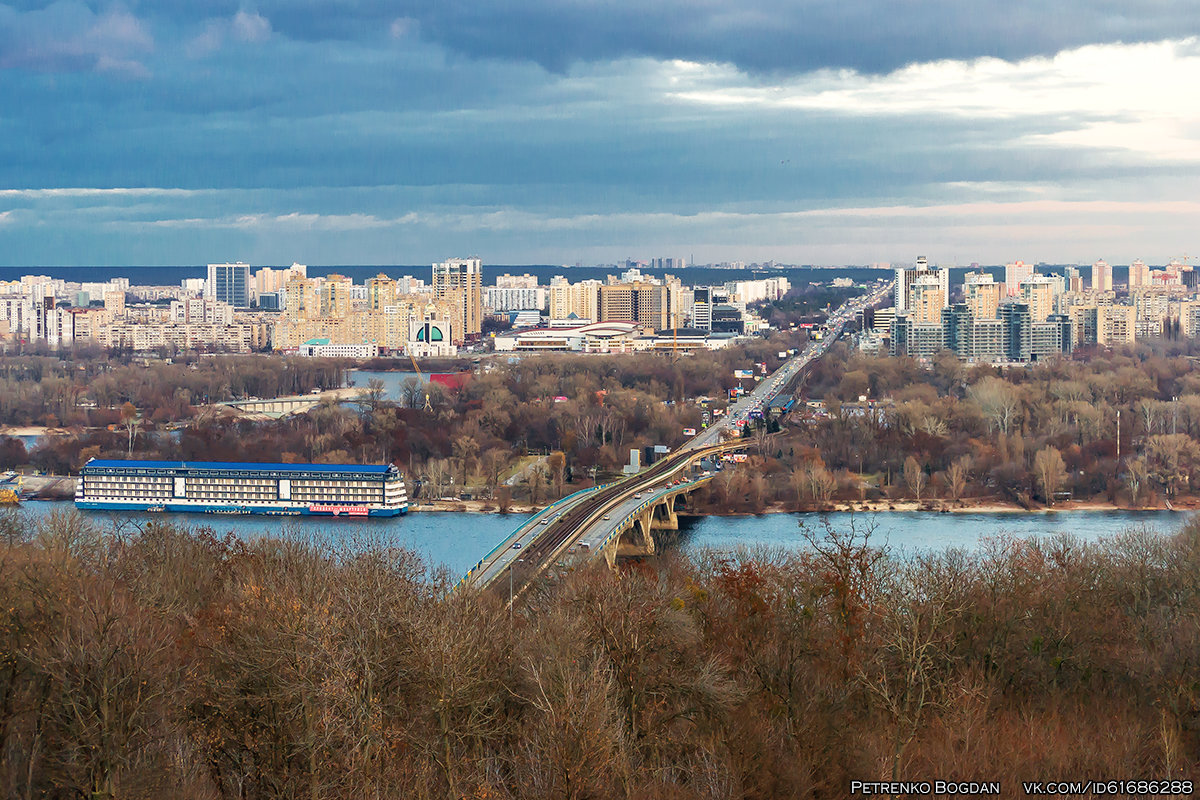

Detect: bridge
[458,438,752,599]
[218,387,366,416]
[460,279,895,605]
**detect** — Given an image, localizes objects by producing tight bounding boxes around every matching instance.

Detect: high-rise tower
[432,257,483,341]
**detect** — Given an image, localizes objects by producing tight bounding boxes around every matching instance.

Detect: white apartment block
[495,273,539,289]
[98,322,262,352]
[171,297,235,325]
[484,286,547,312]
[726,278,790,305]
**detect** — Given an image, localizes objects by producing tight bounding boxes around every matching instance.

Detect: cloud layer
[0,2,1197,265]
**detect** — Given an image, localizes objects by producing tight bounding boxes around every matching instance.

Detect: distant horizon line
[0,262,1164,271]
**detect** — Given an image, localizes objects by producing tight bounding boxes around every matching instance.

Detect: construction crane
[408,352,433,412]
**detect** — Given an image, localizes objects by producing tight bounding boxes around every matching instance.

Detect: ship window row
[87,489,171,498]
[185,479,276,489]
[90,470,386,481]
[291,479,381,489]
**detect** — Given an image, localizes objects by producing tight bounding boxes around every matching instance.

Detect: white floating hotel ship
[75,459,407,517]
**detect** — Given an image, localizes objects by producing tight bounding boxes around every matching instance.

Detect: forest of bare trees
[0,349,346,429]
[1,334,802,505]
[11,330,1200,512]
[703,341,1200,512]
[1,509,1198,797]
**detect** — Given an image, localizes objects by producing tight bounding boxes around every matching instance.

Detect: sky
[1,1,1198,267]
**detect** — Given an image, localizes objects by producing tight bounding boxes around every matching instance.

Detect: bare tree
[482,450,507,497]
[547,451,567,497]
[1033,445,1067,505]
[862,560,959,787]
[362,377,387,415]
[903,456,926,501]
[396,376,419,409]
[1126,456,1151,507]
[803,461,835,505]
[945,456,970,504]
[120,401,140,457]
[1146,434,1200,498]
[452,436,479,488]
[527,465,547,506]
[968,377,1020,436]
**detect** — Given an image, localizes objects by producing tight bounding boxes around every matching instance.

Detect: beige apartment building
[367,274,397,311]
[1019,276,1057,323]
[98,322,266,352]
[598,281,670,330]
[317,274,351,318]
[549,277,601,320]
[284,276,319,319]
[909,275,945,325]
[271,294,459,352]
[432,257,482,340]
[963,272,1002,319]
[1097,305,1135,345]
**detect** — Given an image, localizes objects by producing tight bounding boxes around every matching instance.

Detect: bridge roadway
[459,439,746,597]
[460,280,895,601]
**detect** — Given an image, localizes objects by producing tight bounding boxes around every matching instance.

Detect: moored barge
[75,459,407,517]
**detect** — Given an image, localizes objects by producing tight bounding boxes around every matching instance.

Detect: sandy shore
[1,426,60,437]
[409,496,1191,516]
[409,500,543,514]
[719,499,1194,515]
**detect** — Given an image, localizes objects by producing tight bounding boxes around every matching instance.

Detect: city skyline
[1,3,1198,265]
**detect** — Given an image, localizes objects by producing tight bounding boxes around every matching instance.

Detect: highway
[464,279,894,602]
[689,278,892,448]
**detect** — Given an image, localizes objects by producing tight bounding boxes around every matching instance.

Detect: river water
[7,502,1188,577]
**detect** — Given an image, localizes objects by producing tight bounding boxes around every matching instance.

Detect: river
[7,502,1188,577]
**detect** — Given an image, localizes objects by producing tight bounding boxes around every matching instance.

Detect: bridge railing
[455,482,613,592]
[460,442,750,592]
[589,473,717,556]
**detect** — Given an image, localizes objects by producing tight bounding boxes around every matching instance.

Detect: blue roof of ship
[84,459,392,474]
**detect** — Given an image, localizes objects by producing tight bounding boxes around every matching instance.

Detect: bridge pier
[616,512,656,558]
[653,497,679,531]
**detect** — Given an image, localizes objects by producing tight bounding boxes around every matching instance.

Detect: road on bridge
[463,279,894,604]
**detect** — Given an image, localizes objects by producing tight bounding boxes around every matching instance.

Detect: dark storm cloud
[1,0,1197,264]
[5,0,1199,74]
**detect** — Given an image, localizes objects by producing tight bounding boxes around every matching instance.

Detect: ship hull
[75,500,407,517]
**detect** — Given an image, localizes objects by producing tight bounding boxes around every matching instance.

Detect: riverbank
[411,495,1192,516]
[693,497,1196,516]
[14,487,1194,517]
[409,499,541,514]
[0,426,61,437]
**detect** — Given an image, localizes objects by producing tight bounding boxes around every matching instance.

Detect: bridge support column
[616,513,656,558]
[653,499,678,531]
[602,539,618,568]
